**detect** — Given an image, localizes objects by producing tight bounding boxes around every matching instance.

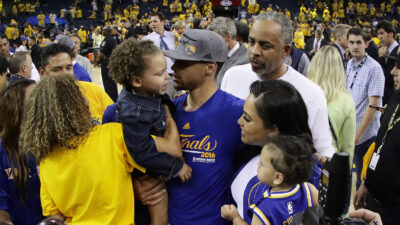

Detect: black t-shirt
[365,91,400,204]
[100,35,117,64]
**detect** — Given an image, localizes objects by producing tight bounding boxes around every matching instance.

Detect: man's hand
[353,181,367,209]
[133,175,167,206]
[349,209,382,225]
[178,163,192,182]
[378,45,388,58]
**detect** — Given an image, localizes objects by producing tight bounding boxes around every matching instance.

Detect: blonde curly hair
[20,75,95,161]
[108,38,161,88]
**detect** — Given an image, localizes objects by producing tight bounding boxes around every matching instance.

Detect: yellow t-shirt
[5,27,14,39]
[49,13,56,24]
[294,31,305,49]
[24,26,33,37]
[77,29,87,43]
[78,81,113,124]
[104,4,111,11]
[40,123,145,223]
[170,3,176,12]
[37,14,45,26]
[76,9,82,18]
[372,37,380,46]
[176,3,182,12]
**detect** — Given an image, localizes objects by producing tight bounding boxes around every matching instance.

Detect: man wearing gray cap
[163,29,244,225]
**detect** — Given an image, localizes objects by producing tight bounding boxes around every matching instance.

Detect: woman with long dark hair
[231,79,319,223]
[0,79,43,224]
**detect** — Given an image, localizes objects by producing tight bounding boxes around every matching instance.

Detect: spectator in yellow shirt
[37,11,45,27]
[170,2,176,12]
[12,5,18,16]
[23,23,34,37]
[176,1,183,13]
[76,7,82,18]
[77,27,87,43]
[88,10,96,19]
[284,8,290,18]
[294,25,305,49]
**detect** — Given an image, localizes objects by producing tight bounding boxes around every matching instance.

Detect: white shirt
[313,38,322,50]
[228,42,240,58]
[335,42,346,58]
[15,45,28,52]
[143,31,176,74]
[231,155,260,218]
[388,41,399,55]
[221,63,335,157]
[31,63,40,83]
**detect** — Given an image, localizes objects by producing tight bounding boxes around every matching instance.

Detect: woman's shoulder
[328,91,355,119]
[329,91,354,108]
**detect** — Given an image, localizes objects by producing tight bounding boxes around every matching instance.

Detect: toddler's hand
[178,163,192,182]
[221,204,239,221]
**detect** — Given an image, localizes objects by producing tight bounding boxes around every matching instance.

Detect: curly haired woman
[19,75,145,224]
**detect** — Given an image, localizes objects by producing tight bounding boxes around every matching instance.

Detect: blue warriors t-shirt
[232,155,322,223]
[168,90,244,225]
[249,183,314,225]
[0,140,43,224]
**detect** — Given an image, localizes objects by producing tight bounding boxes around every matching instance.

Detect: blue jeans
[354,136,375,189]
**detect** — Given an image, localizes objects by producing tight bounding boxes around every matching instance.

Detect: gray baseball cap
[164,29,228,63]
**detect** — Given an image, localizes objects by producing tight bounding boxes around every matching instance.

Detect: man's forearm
[356,107,377,144]
[0,210,12,224]
[95,53,105,64]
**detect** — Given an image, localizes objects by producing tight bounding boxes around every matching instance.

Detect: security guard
[355,52,400,225]
[95,25,118,102]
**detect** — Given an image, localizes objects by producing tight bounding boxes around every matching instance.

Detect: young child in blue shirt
[108,38,192,225]
[221,135,319,225]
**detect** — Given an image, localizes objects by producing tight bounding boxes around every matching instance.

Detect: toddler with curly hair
[108,38,192,225]
[221,135,319,225]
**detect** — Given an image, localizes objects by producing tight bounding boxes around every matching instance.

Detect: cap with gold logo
[164,29,228,63]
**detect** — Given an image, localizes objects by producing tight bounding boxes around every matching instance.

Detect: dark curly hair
[108,38,161,88]
[263,134,315,186]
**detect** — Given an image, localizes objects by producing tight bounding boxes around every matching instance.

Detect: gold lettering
[198,135,210,149]
[181,138,190,149]
[189,140,200,149]
[180,135,218,151]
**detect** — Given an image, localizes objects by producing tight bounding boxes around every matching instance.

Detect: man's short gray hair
[9,51,29,74]
[332,24,351,41]
[207,17,237,39]
[255,11,293,46]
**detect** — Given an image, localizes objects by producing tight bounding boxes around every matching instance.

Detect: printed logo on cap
[185,44,196,55]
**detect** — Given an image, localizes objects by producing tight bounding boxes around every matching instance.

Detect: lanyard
[377,104,400,154]
[349,56,367,89]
